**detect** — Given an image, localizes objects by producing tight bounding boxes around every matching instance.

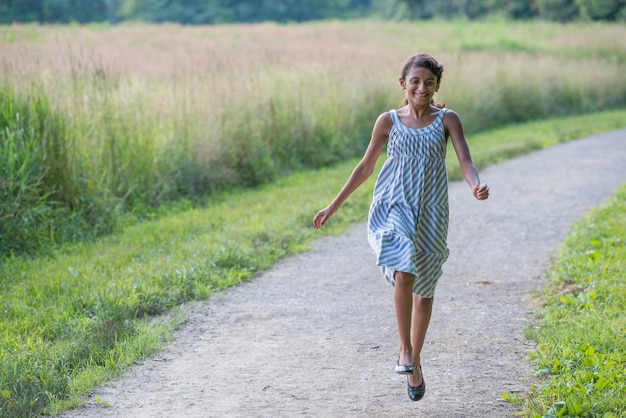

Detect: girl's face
[400,66,439,106]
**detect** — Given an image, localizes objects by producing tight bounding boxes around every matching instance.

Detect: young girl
[313,53,489,401]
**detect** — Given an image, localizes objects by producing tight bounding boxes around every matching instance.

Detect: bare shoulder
[373,111,394,135]
[442,108,461,124]
[443,108,464,132]
[376,110,393,125]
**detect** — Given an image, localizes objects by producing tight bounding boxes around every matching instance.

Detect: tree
[576,0,624,20]
[505,0,539,18]
[0,0,43,23]
[536,0,580,20]
[40,0,108,23]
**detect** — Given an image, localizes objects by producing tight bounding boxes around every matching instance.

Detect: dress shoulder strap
[389,109,400,125]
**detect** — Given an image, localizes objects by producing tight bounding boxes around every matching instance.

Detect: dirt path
[63,130,626,418]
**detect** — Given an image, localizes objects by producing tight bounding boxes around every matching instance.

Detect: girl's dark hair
[400,53,445,108]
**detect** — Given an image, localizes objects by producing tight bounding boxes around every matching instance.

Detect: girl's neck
[405,103,438,119]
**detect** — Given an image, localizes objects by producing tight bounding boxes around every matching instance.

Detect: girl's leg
[408,295,433,386]
[394,271,415,367]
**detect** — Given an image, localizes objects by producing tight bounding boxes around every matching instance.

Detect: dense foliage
[1,0,625,23]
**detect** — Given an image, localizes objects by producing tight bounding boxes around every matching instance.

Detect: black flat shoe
[407,366,425,401]
[395,356,414,375]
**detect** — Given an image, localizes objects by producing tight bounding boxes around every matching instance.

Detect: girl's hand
[473,183,489,201]
[313,207,334,230]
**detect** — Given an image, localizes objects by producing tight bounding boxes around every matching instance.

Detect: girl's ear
[399,78,406,90]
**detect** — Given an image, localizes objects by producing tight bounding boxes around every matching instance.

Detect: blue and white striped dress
[367,108,450,298]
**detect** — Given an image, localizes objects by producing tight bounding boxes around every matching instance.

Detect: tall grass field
[1,20,626,417]
[2,20,626,256]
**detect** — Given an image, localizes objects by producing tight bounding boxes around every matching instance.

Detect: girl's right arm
[313,112,392,229]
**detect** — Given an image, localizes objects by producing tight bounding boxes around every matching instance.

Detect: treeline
[1,0,625,24]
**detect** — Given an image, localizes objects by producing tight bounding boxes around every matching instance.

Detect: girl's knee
[394,271,415,287]
[414,295,434,309]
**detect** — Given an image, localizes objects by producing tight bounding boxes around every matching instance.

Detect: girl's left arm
[444,110,489,201]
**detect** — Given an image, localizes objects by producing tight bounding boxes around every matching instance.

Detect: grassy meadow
[2,20,626,255]
[1,20,626,417]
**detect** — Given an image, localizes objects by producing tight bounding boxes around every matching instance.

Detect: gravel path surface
[63,129,626,418]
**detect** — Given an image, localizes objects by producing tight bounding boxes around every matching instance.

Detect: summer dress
[367,108,450,298]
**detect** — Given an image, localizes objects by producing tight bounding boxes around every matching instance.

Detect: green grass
[517,183,626,417]
[1,110,625,417]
